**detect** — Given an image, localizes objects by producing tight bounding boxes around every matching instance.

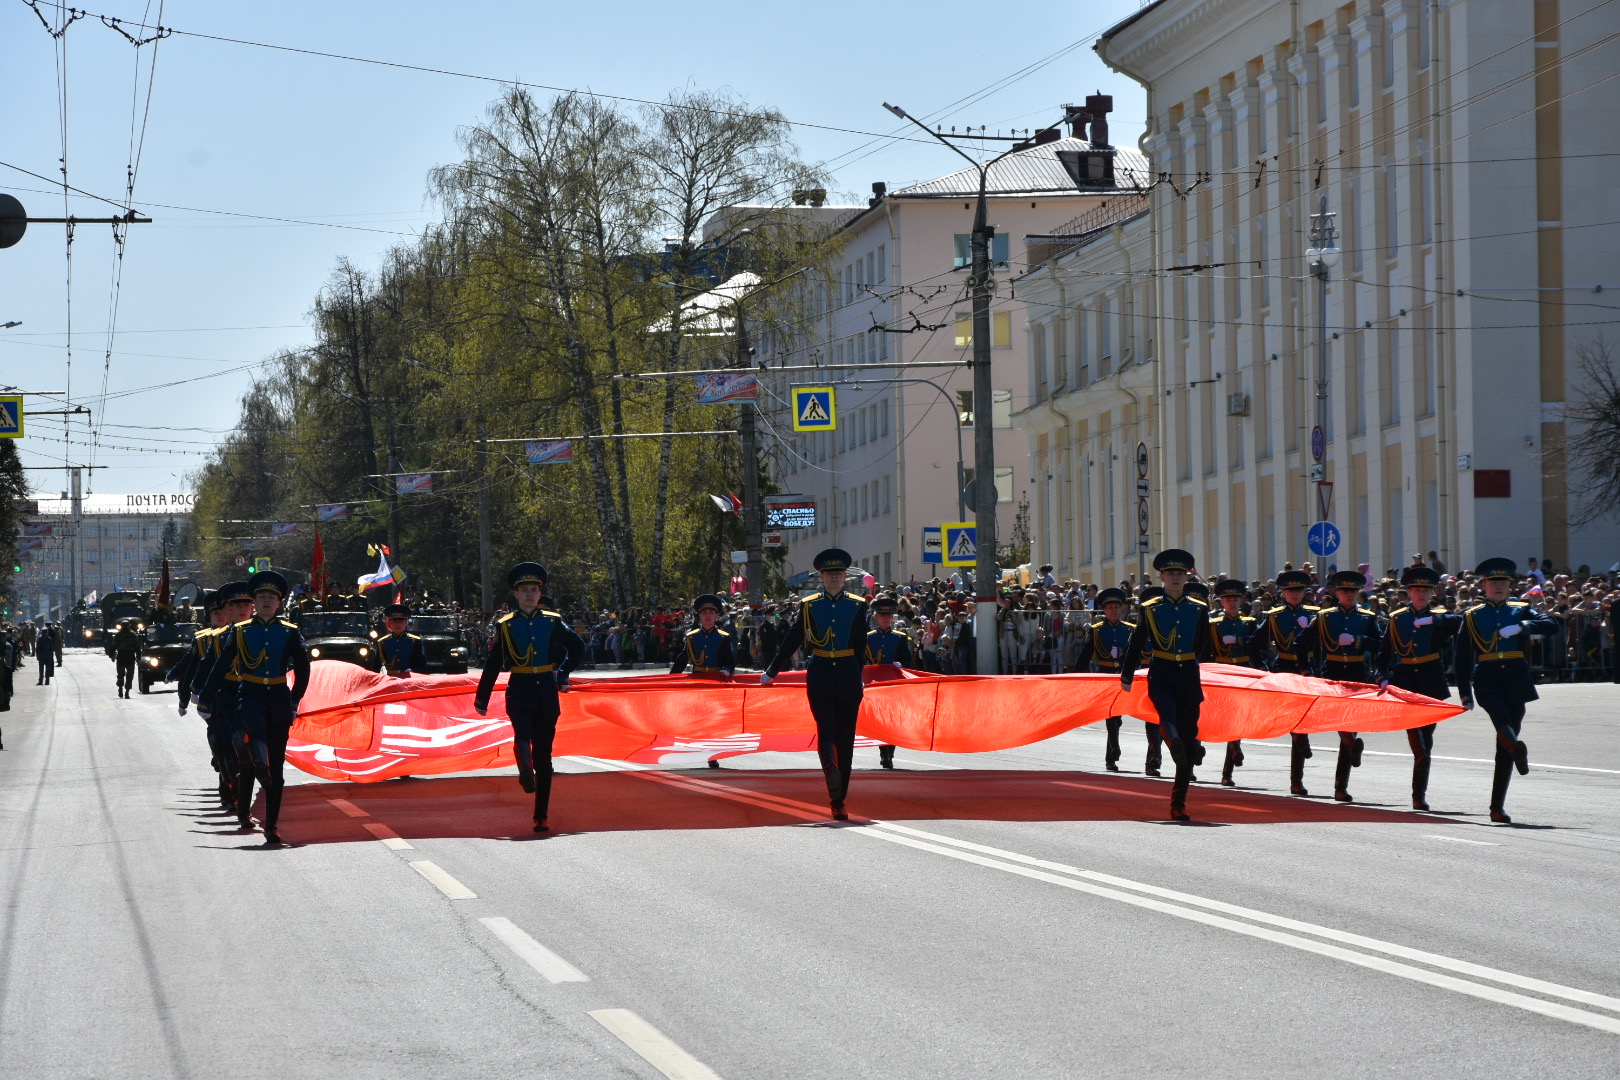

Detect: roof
[888,137,1149,199]
[649,272,760,336]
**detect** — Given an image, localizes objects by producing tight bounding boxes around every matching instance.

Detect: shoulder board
[803,592,824,603]
[685,627,702,637]
[1432,606,1448,614]
[1263,605,1286,616]
[278,619,299,629]
[495,612,516,624]
[1141,596,1165,608]
[854,594,869,605]
[1189,596,1209,608]
[1240,615,1256,624]
[1507,600,1530,608]
[1122,618,1138,628]
[408,633,422,641]
[717,628,731,637]
[542,609,561,618]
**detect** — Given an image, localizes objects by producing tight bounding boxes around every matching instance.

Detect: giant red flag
[309,529,328,599]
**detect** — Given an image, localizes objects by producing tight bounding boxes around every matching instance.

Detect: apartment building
[16,492,195,618]
[1017,0,1620,583]
[756,123,1148,584]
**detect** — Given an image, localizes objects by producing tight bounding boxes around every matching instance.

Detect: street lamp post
[882,102,1025,675]
[1306,196,1340,527]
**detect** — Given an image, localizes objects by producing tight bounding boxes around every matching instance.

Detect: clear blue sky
[0,0,1147,495]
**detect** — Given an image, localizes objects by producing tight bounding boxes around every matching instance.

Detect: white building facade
[1018,0,1620,584]
[15,492,196,619]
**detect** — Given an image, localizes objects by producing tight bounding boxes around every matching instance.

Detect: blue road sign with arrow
[1307,520,1341,558]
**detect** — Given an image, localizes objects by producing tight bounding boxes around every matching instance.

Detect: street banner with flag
[316,503,349,522]
[709,492,743,515]
[396,474,433,495]
[271,522,299,537]
[156,557,171,609]
[524,440,574,465]
[694,371,758,404]
[23,522,52,537]
[357,551,405,594]
[83,590,98,605]
[17,536,43,551]
[367,542,392,557]
[310,529,329,598]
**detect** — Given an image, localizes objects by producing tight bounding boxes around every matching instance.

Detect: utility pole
[70,466,81,616]
[883,103,1080,673]
[735,314,764,606]
[476,413,493,612]
[1307,196,1340,524]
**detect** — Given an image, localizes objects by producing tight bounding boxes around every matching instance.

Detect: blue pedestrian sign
[921,526,943,564]
[0,396,22,438]
[1307,520,1341,558]
[790,386,836,431]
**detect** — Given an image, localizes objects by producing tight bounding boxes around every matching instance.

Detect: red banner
[285,662,1465,784]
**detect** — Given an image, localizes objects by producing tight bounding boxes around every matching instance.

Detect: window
[1474,470,1511,498]
[1349,179,1363,271]
[953,233,1010,269]
[838,421,846,454]
[1104,446,1116,558]
[882,475,891,513]
[1053,316,1068,389]
[1033,323,1049,401]
[1259,217,1270,307]
[861,485,869,520]
[880,398,889,437]
[876,244,886,282]
[878,330,889,361]
[1100,298,1113,371]
[954,311,1011,348]
[1385,166,1398,259]
[957,390,974,426]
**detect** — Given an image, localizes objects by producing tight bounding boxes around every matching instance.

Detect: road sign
[762,533,785,548]
[941,521,977,566]
[253,557,272,573]
[234,555,247,568]
[1311,425,1324,462]
[1307,521,1341,558]
[921,526,943,564]
[1309,463,1326,482]
[1136,441,1149,478]
[790,386,836,431]
[0,396,22,438]
[730,550,748,564]
[1135,479,1150,498]
[1137,498,1150,537]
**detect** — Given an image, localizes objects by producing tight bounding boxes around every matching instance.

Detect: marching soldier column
[1206,578,1265,786]
[863,594,913,770]
[1251,570,1321,795]
[1311,570,1383,803]
[1076,588,1141,774]
[1378,566,1461,811]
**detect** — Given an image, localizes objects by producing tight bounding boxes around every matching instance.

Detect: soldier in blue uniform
[669,594,737,677]
[1310,570,1384,802]
[192,581,256,825]
[864,593,913,769]
[1076,588,1141,773]
[175,589,235,810]
[202,572,310,845]
[474,563,586,832]
[1207,577,1265,786]
[1251,569,1320,795]
[763,548,870,820]
[1377,565,1463,810]
[1455,557,1559,823]
[1120,550,1210,821]
[378,603,428,677]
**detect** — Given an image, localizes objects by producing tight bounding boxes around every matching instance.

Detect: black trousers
[1147,664,1202,808]
[1478,691,1527,811]
[205,717,237,803]
[36,651,52,683]
[1407,723,1436,800]
[806,663,863,805]
[234,688,293,832]
[508,694,561,821]
[115,655,136,693]
[1321,661,1367,792]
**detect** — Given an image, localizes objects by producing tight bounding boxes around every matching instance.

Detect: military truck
[297,610,378,670]
[408,612,471,674]
[138,621,199,694]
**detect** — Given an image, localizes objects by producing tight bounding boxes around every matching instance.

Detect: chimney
[1062,102,1092,141]
[1084,91,1114,148]
[869,181,887,207]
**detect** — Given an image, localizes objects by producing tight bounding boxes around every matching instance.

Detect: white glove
[1120,675,1134,693]
[1498,623,1521,638]
[759,673,774,686]
[190,692,201,704]
[1337,633,1355,646]
[1222,635,1237,645]
[1297,616,1310,628]
[1110,647,1120,658]
[1414,616,1433,627]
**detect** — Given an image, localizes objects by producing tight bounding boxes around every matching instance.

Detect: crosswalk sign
[941,521,977,567]
[791,386,836,431]
[253,557,272,573]
[0,396,22,438]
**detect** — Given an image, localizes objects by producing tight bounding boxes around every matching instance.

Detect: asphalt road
[4,654,1620,1078]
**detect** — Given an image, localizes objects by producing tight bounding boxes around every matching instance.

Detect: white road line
[408,860,477,900]
[327,799,369,818]
[588,1009,724,1080]
[1241,743,1620,775]
[362,822,413,850]
[479,917,589,983]
[1053,780,1162,799]
[890,756,956,770]
[1424,834,1500,846]
[619,770,1620,1032]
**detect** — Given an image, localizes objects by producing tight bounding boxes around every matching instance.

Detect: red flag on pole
[310,529,329,599]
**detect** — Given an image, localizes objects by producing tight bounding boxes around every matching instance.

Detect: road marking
[891,756,956,770]
[1242,743,1620,775]
[588,1009,724,1080]
[327,798,369,818]
[408,860,476,899]
[619,770,1620,1033]
[1053,780,1162,799]
[479,917,589,983]
[1424,834,1499,846]
[363,822,413,850]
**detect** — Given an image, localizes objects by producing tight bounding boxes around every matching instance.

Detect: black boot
[879,745,895,770]
[1513,740,1530,776]
[707,759,721,770]
[1412,756,1432,812]
[830,800,848,821]
[1490,755,1514,823]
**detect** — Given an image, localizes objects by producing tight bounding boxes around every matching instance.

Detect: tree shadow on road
[263,768,1464,845]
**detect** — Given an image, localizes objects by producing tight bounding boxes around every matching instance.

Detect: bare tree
[1564,337,1620,527]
